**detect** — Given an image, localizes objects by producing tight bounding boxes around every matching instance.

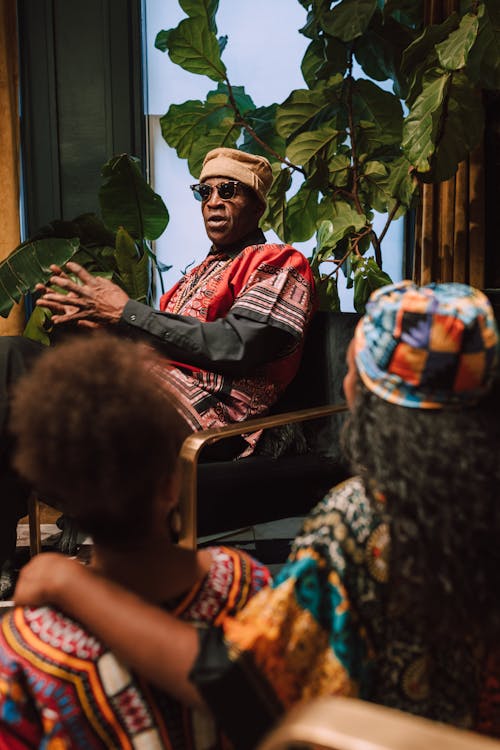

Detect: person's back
[0,334,270,749]
[0,543,268,749]
[188,281,500,744]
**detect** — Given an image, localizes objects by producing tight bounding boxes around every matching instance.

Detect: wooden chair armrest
[178,403,348,549]
[256,696,500,750]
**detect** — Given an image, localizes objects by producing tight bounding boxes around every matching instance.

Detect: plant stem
[370,231,383,268]
[378,200,401,247]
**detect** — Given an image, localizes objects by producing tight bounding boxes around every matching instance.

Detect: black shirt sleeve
[118,299,297,377]
[189,627,282,750]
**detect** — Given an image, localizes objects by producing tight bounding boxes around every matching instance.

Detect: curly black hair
[342,376,500,644]
[9,332,190,547]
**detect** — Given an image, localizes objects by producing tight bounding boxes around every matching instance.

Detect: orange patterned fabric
[192,478,500,750]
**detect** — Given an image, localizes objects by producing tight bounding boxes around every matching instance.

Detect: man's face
[201,177,264,248]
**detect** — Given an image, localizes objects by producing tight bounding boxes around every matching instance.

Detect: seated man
[0,147,315,583]
[0,332,271,749]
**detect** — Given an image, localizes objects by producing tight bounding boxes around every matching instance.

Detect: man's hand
[36,262,130,326]
[14,552,91,608]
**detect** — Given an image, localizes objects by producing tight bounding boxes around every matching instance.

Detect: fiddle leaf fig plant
[156,0,500,312]
[0,154,171,343]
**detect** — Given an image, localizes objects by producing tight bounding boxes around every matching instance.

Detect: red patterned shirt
[120,232,315,452]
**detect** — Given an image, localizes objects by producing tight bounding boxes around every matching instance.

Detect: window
[143,0,404,308]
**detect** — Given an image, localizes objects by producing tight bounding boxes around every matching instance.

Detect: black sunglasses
[190,180,243,202]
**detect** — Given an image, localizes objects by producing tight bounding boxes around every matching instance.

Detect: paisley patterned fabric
[192,478,500,749]
[0,547,270,750]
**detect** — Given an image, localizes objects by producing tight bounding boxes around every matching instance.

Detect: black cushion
[196,311,361,537]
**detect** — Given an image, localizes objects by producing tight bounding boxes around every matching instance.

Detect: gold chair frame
[257,696,500,750]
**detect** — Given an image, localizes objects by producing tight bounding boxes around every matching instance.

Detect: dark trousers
[0,336,45,565]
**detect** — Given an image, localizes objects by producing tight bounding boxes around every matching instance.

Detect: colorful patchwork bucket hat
[353,280,499,408]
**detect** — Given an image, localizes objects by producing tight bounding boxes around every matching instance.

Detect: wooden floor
[19,503,60,526]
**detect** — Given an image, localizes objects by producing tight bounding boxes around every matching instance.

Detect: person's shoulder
[3,605,105,661]
[296,476,382,549]
[255,242,311,266]
[198,545,271,614]
[207,545,271,588]
[312,475,370,514]
[239,241,312,276]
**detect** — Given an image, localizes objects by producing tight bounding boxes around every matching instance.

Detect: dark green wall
[18,0,145,236]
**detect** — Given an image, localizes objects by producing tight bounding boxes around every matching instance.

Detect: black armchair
[28,312,361,554]
[178,311,361,548]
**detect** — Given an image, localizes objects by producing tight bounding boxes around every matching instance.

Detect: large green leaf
[178,0,219,31]
[315,219,338,257]
[276,76,343,139]
[401,14,459,104]
[466,3,500,89]
[354,14,415,98]
[321,0,378,42]
[352,256,392,313]
[114,228,151,303]
[401,14,460,76]
[326,152,351,187]
[402,69,450,173]
[72,244,117,276]
[23,305,52,346]
[315,274,341,311]
[359,160,391,213]
[187,120,240,177]
[99,155,169,241]
[358,159,409,217]
[302,156,331,190]
[312,220,352,277]
[162,16,226,81]
[481,0,500,88]
[301,39,325,87]
[161,98,230,157]
[402,68,483,180]
[285,184,319,242]
[161,84,246,168]
[0,238,79,318]
[383,0,423,27]
[431,73,484,181]
[319,201,367,250]
[261,166,292,240]
[298,0,332,39]
[436,12,479,70]
[352,79,403,146]
[241,105,286,162]
[301,38,349,87]
[386,155,419,208]
[286,124,340,167]
[222,83,255,116]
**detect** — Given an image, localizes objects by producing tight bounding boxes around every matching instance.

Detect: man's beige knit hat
[199,147,273,206]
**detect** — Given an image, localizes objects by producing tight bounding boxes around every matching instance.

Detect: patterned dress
[152,241,314,452]
[191,478,500,749]
[0,546,270,749]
